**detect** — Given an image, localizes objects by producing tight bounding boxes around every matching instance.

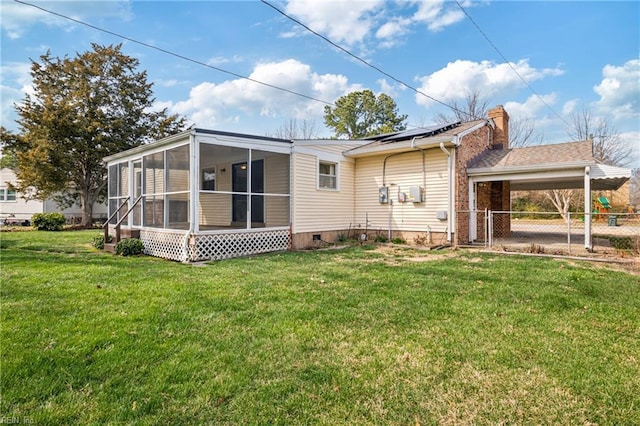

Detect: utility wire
[14,0,450,132]
[14,0,335,107]
[454,0,571,127]
[261,0,481,121]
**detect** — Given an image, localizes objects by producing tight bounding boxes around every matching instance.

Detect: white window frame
[0,188,17,202]
[317,160,338,191]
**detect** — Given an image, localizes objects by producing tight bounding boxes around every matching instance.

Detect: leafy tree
[0,128,19,169]
[1,43,186,227]
[323,90,407,139]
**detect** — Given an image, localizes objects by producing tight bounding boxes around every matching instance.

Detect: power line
[261,0,481,121]
[454,0,571,128]
[13,0,453,132]
[14,0,335,107]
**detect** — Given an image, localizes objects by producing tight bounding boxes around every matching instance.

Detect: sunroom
[104,129,292,262]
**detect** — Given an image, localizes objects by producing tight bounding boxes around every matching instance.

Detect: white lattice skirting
[190,229,290,262]
[139,228,290,262]
[140,229,190,262]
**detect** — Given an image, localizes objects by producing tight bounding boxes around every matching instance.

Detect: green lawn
[1,230,639,425]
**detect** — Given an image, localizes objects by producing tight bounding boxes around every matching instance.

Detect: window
[202,167,216,190]
[0,188,17,202]
[318,161,337,190]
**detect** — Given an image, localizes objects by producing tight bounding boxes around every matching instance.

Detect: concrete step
[104,243,116,253]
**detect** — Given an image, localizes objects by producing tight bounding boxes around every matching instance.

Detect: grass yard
[1,230,639,425]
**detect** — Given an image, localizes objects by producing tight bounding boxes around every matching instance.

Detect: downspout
[440,142,453,242]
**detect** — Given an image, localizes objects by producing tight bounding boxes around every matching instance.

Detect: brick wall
[454,126,492,244]
[455,106,512,245]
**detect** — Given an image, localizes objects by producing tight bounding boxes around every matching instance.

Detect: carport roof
[468,140,593,170]
[467,140,631,191]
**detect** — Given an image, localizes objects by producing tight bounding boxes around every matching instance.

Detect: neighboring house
[0,167,108,224]
[103,105,631,262]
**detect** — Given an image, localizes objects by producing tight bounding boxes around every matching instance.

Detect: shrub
[391,237,406,244]
[336,233,347,243]
[374,235,388,243]
[92,234,113,250]
[115,238,144,256]
[31,213,66,231]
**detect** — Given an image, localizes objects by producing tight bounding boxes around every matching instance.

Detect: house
[103,105,631,261]
[0,167,108,225]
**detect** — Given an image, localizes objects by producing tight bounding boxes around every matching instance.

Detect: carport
[466,140,631,250]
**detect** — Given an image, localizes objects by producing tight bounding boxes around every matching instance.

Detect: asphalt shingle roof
[468,140,594,169]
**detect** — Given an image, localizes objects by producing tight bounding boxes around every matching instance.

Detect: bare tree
[542,108,634,219]
[267,118,318,139]
[434,90,490,124]
[544,189,574,222]
[509,116,544,148]
[568,108,634,167]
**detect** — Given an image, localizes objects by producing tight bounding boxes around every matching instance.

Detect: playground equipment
[593,195,611,221]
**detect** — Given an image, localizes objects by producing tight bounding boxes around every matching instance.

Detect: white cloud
[375,17,411,40]
[167,59,361,127]
[1,85,23,130]
[562,99,579,116]
[284,0,382,46]
[206,55,244,66]
[504,93,557,119]
[377,78,404,98]
[282,0,474,50]
[0,62,33,131]
[0,0,132,39]
[415,59,564,107]
[413,1,465,32]
[592,59,640,120]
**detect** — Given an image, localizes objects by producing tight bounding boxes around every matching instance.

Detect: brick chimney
[487,105,509,149]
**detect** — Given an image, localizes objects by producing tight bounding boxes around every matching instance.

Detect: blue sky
[1,0,639,165]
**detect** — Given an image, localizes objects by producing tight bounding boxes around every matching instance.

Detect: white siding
[199,162,231,227]
[264,154,289,227]
[0,167,108,221]
[291,143,359,233]
[354,148,450,233]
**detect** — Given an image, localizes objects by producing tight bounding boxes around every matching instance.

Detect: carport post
[584,166,591,251]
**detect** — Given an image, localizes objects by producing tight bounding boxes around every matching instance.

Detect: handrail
[113,196,143,243]
[103,196,143,245]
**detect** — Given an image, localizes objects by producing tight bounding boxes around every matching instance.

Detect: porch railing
[103,196,143,245]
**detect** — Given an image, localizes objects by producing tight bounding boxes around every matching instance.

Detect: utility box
[608,215,617,227]
[378,186,389,204]
[408,186,423,203]
[436,210,448,221]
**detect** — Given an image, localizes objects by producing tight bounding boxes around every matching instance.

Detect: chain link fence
[459,210,639,257]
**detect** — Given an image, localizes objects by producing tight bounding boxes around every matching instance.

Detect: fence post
[488,210,493,248]
[567,213,571,256]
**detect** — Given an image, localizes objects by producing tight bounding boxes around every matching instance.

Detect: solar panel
[380,122,460,142]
